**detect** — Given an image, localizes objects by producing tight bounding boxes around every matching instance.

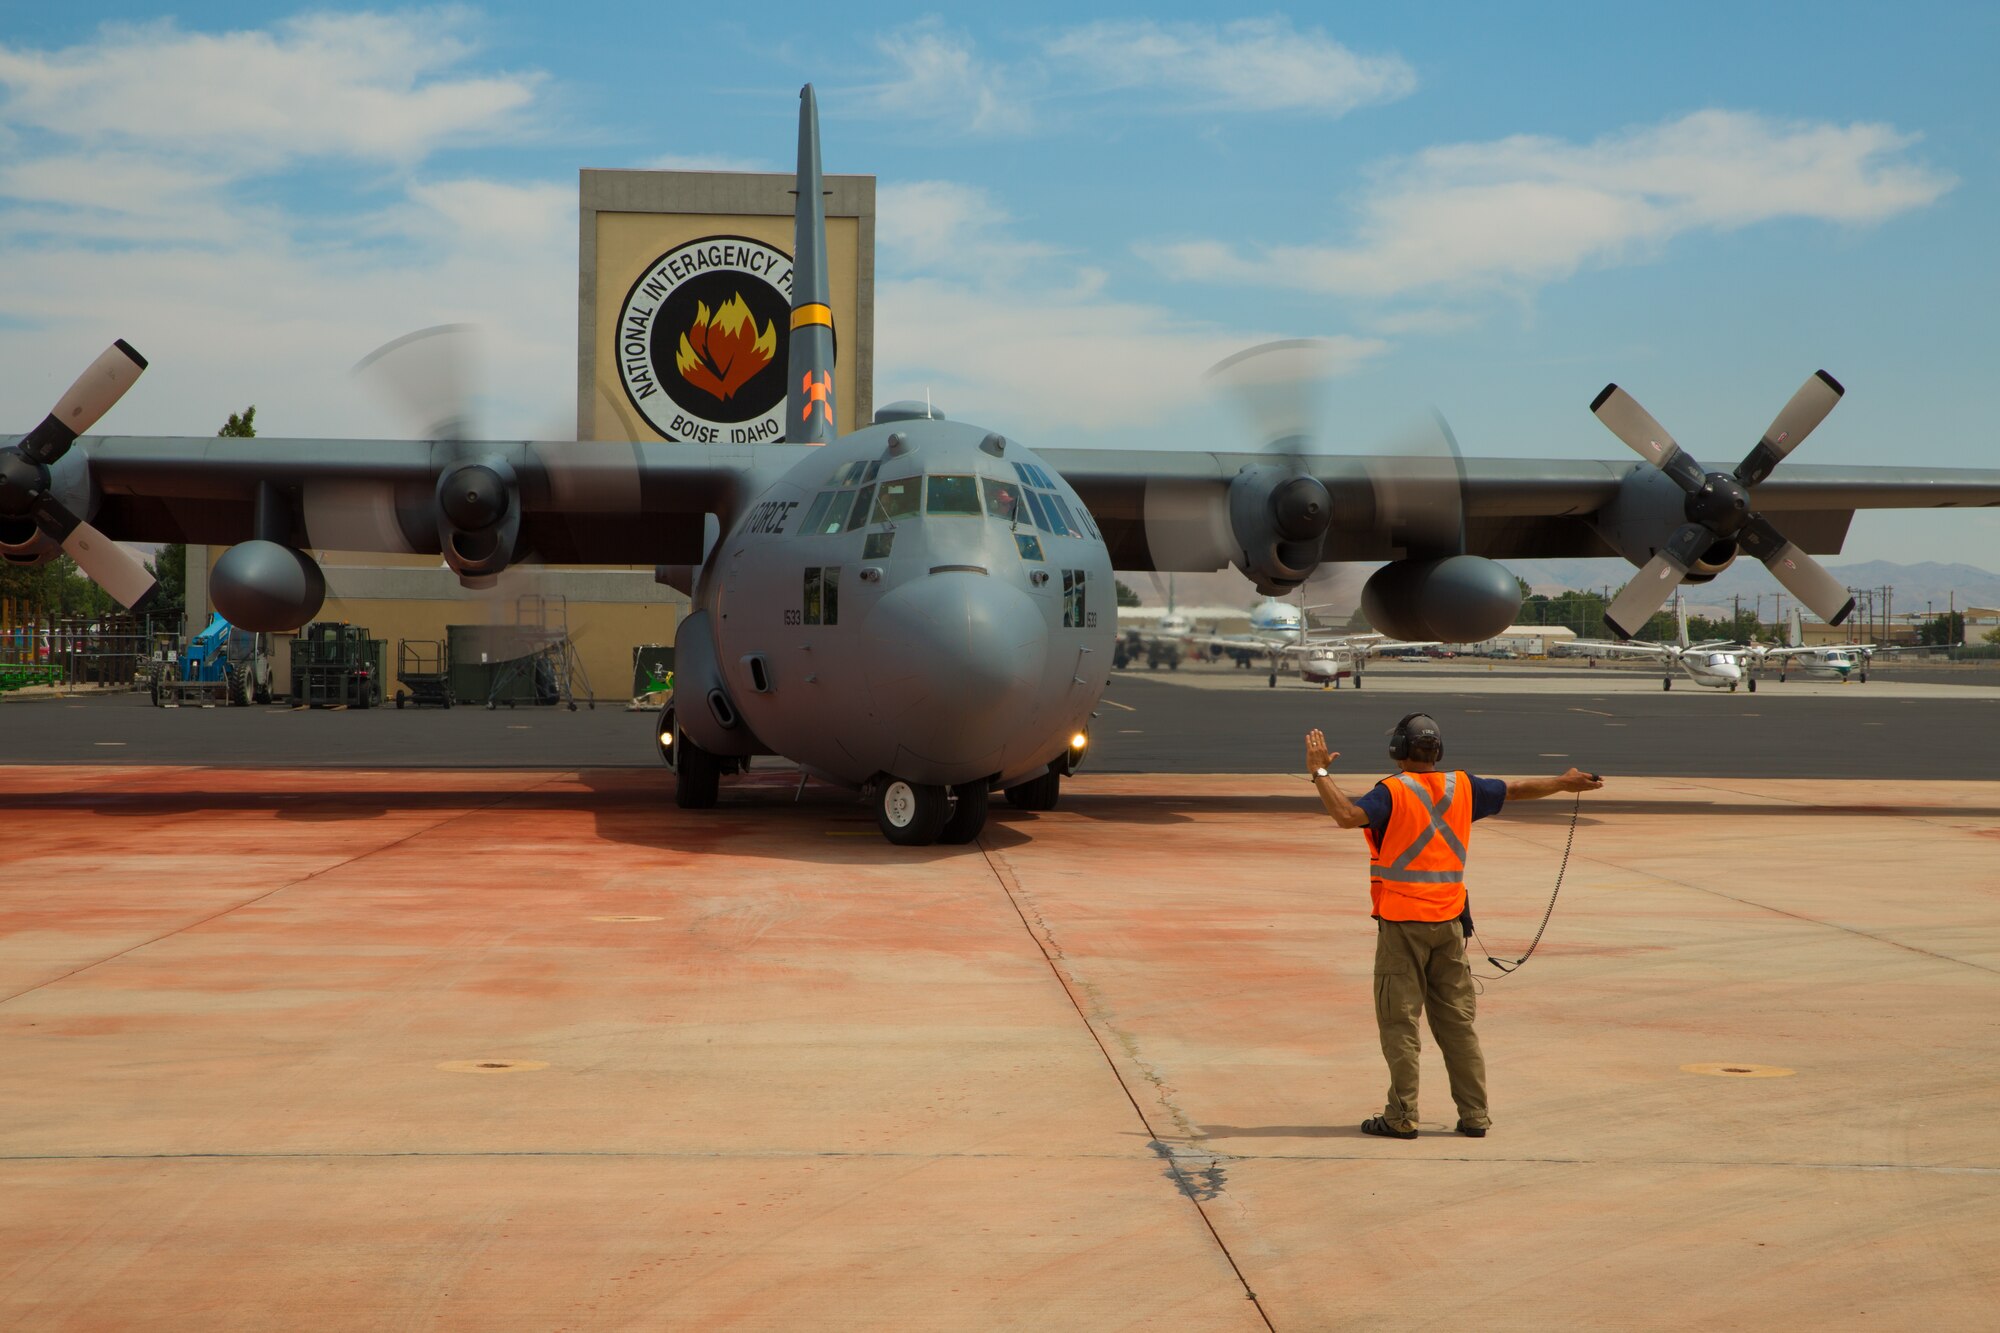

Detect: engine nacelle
[436,456,521,588]
[0,449,89,567]
[1591,464,1739,583]
[1228,466,1332,594]
[211,541,326,632]
[1362,555,1522,644]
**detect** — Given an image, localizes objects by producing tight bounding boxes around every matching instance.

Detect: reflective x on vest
[1369,771,1471,921]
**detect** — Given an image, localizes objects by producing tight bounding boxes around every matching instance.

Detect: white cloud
[874,182,1384,432]
[877,181,1060,277]
[1143,110,1954,300]
[1042,18,1415,115]
[856,20,1033,137]
[0,12,540,169]
[0,13,570,441]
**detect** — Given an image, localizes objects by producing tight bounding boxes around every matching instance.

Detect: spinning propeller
[0,341,160,610]
[1594,371,1854,638]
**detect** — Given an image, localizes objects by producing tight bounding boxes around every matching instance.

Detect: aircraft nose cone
[863,572,1049,773]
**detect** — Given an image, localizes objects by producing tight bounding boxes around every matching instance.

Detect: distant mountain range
[1121,559,2000,623]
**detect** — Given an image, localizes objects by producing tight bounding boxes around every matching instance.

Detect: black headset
[1389,712,1444,762]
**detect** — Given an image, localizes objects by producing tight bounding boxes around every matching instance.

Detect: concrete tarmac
[3,764,1997,1329]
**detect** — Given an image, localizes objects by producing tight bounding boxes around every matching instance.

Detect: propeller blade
[1603,521,1709,639]
[33,494,158,610]
[1590,384,1706,493]
[1364,407,1467,559]
[20,340,148,465]
[353,323,475,442]
[1738,514,1855,626]
[1736,370,1844,487]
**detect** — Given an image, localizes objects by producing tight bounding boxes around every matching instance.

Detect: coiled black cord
[1471,790,1582,981]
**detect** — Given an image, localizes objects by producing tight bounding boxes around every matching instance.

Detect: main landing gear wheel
[1005,767,1061,811]
[1267,671,1278,688]
[936,781,990,844]
[1663,677,1673,691]
[675,728,721,809]
[877,778,949,845]
[1749,679,1757,692]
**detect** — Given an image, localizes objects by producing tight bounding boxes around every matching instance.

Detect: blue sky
[3,3,1996,567]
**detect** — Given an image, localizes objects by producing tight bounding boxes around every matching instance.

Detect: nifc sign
[617,236,793,443]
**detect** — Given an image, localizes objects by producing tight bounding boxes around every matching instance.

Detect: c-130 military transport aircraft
[7,87,2000,844]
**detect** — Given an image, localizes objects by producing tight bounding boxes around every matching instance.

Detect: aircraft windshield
[926,475,981,515]
[872,477,920,523]
[984,478,1021,521]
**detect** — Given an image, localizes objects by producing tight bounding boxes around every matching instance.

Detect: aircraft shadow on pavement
[10,779,1995,865]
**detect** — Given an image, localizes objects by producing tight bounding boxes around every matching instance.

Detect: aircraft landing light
[1070,732,1088,749]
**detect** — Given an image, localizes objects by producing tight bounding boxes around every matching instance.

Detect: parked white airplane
[1188,595,1428,688]
[1739,609,1890,683]
[1570,596,1751,691]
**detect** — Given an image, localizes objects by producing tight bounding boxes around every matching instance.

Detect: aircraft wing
[58,435,809,564]
[1567,638,1674,658]
[1041,451,2000,568]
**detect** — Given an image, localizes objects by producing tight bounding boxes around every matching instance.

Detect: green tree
[1919,611,1964,646]
[1114,579,1140,608]
[1984,624,2000,646]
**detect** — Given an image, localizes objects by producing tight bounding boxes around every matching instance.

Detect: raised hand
[1305,728,1338,773]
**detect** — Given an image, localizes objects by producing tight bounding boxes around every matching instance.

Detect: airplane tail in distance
[1788,606,1804,647]
[786,85,836,444]
[1674,592,1689,648]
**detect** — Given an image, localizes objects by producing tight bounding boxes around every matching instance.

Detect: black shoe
[1362,1115,1418,1140]
[1454,1121,1488,1138]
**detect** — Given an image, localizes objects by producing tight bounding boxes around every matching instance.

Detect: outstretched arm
[1506,769,1605,801]
[1305,729,1371,829]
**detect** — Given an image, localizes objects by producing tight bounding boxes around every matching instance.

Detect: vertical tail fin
[1787,605,1803,647]
[1675,592,1689,648]
[786,84,837,444]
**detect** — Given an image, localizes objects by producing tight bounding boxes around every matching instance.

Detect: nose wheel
[876,778,949,845]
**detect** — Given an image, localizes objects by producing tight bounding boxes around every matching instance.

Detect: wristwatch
[1313,766,1330,779]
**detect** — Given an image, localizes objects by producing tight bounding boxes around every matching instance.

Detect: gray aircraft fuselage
[685,411,1113,792]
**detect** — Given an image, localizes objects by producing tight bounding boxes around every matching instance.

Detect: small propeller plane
[1570,595,1754,691]
[8,85,2000,842]
[1738,609,1898,683]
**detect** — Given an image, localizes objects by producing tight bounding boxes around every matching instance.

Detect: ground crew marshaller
[1305,715,1603,1139]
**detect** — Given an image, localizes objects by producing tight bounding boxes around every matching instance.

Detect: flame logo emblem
[675,293,776,401]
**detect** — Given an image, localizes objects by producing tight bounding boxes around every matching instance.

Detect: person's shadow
[1199,1124,1369,1140]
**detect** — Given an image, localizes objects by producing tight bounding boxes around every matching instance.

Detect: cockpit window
[799,491,836,534]
[1047,494,1085,539]
[843,484,876,532]
[864,531,894,560]
[1014,532,1044,561]
[926,475,981,515]
[814,495,850,535]
[872,477,920,523]
[1023,488,1055,533]
[983,478,1021,522]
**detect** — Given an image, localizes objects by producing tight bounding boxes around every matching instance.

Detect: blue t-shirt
[1355,771,1507,851]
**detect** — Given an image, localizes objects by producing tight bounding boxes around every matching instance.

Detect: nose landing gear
[875,778,993,845]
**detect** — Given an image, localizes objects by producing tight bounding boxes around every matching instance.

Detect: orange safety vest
[1368,770,1473,922]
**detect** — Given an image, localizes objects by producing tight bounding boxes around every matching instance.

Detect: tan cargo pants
[1373,918,1489,1132]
